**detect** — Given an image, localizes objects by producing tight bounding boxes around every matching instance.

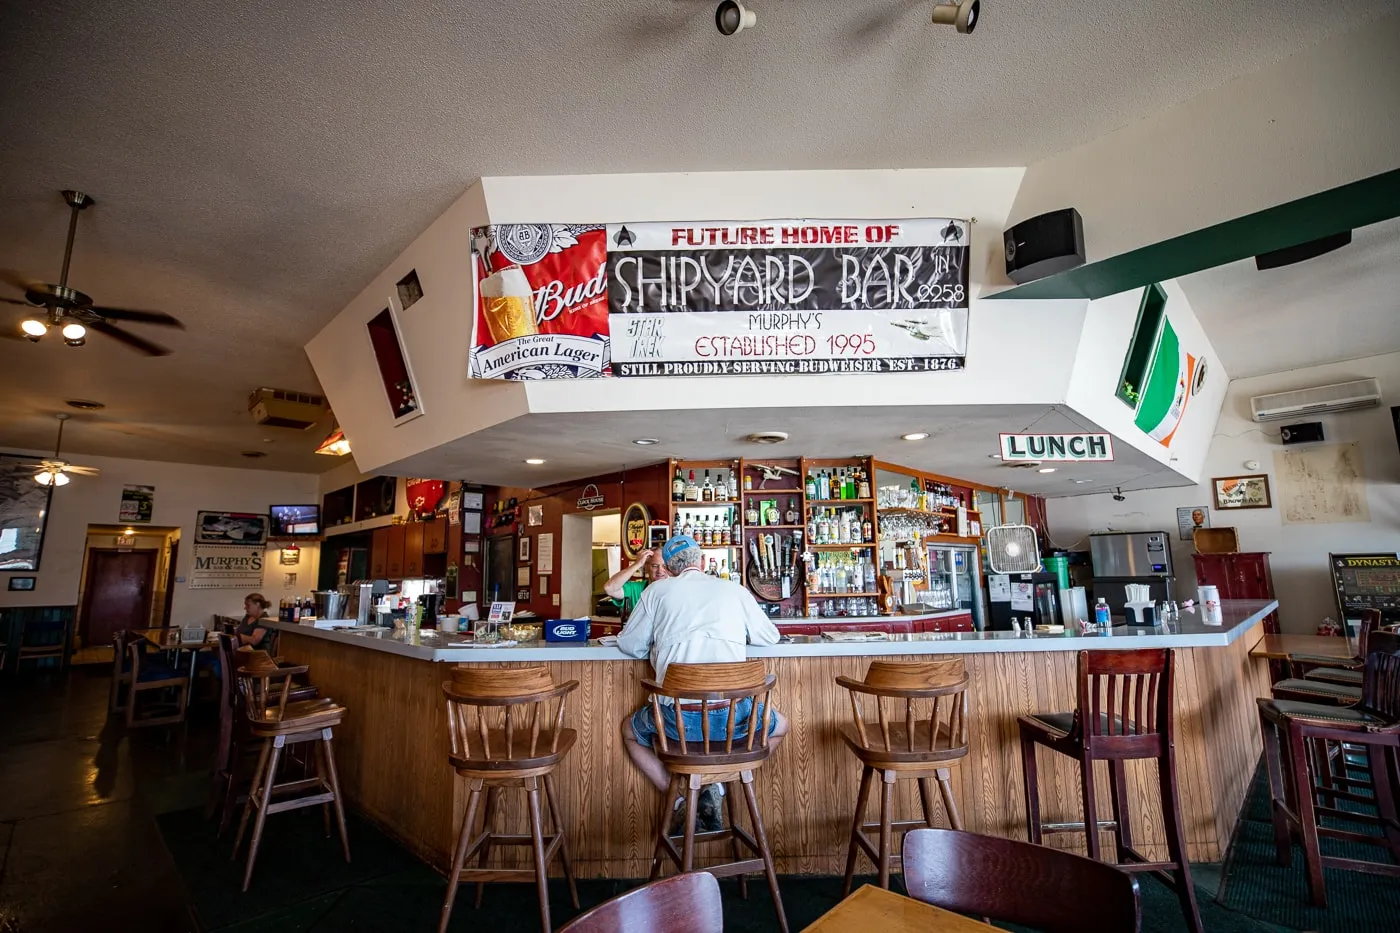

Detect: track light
[61,322,86,346]
[715,1,756,35]
[931,0,980,34]
[21,318,47,340]
[1113,487,1126,502]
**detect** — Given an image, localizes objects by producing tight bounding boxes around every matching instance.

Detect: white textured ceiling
[1,0,1395,472]
[1178,217,1400,379]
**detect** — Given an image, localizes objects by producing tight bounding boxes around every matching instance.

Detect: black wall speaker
[1004,208,1085,284]
[1280,422,1325,445]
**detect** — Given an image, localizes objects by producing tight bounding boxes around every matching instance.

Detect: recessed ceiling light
[1038,467,1056,473]
[745,431,788,445]
[987,453,1002,459]
[901,432,930,441]
[632,438,661,446]
[524,458,546,465]
[65,399,104,410]
[1069,479,1092,484]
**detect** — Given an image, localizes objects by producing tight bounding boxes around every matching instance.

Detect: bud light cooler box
[545,618,590,643]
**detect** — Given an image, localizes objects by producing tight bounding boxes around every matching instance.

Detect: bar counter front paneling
[269,600,1276,878]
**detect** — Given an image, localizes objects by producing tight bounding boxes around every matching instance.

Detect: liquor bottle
[684,470,699,502]
[727,470,738,500]
[719,559,729,580]
[805,472,817,498]
[844,469,856,500]
[862,517,873,542]
[682,513,693,537]
[672,466,685,501]
[714,470,727,502]
[731,509,742,543]
[743,472,752,491]
[857,467,871,500]
[818,470,831,500]
[785,498,799,525]
[701,471,714,502]
[708,558,718,576]
[745,502,759,526]
[706,521,716,547]
[720,521,731,547]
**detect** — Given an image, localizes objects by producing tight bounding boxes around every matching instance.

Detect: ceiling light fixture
[901,432,930,441]
[931,0,980,33]
[1037,467,1056,473]
[314,424,351,457]
[61,322,86,346]
[35,469,69,487]
[632,438,661,446]
[715,0,757,35]
[745,431,788,445]
[1113,487,1127,502]
[20,318,47,340]
[524,458,546,465]
[65,399,104,410]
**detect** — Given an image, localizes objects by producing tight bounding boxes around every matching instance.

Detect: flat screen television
[269,504,321,537]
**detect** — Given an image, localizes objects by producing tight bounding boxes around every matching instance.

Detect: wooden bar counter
[269,599,1276,878]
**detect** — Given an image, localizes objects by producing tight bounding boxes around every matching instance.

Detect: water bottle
[1094,598,1111,627]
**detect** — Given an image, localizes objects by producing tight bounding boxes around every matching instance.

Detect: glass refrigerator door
[928,545,982,620]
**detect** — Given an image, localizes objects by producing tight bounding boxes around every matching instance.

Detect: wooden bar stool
[230,652,349,891]
[439,666,579,933]
[1018,648,1202,933]
[644,660,788,933]
[835,659,970,894]
[1257,631,1400,906]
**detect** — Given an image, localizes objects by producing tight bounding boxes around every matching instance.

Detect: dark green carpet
[158,804,1293,932]
[1216,764,1400,932]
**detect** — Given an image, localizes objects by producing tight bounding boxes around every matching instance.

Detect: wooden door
[404,523,425,577]
[370,527,389,578]
[386,525,407,579]
[80,549,158,647]
[423,517,447,555]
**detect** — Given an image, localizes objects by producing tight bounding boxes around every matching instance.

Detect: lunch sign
[469,219,971,381]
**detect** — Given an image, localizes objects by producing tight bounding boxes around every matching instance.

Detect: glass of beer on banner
[479,264,539,343]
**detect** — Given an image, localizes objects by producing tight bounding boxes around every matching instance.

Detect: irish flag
[1134,315,1196,447]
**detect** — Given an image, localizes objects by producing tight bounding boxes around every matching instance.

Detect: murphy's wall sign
[470,219,970,380]
[1000,433,1114,462]
[190,544,265,589]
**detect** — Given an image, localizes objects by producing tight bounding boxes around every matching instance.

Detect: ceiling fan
[2,190,184,356]
[16,413,102,487]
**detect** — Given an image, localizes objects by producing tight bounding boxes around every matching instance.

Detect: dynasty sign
[469,219,970,380]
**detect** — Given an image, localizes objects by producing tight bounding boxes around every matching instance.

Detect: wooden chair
[1018,648,1201,933]
[902,828,1140,933]
[1257,631,1400,906]
[439,665,580,933]
[230,652,348,891]
[109,630,134,714]
[207,633,320,834]
[643,660,787,933]
[125,639,189,728]
[558,871,722,933]
[1291,609,1381,687]
[16,616,70,670]
[834,659,970,894]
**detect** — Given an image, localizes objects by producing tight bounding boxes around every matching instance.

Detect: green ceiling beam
[986,168,1400,301]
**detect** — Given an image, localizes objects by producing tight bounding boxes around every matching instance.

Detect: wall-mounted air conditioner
[1250,378,1381,423]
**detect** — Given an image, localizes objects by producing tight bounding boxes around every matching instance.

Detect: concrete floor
[0,666,209,933]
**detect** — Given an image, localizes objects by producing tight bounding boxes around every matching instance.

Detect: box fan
[986,524,1041,574]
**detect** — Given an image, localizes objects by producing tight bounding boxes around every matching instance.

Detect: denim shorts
[630,697,777,749]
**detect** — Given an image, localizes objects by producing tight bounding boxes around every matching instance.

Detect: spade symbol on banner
[940,221,963,243]
[614,226,636,248]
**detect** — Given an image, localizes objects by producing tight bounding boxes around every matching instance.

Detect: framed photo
[1175,506,1210,541]
[1212,475,1272,511]
[365,297,425,425]
[0,455,54,571]
[195,511,269,546]
[8,576,36,591]
[518,536,531,562]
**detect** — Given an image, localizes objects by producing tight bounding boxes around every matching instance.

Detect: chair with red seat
[558,871,722,933]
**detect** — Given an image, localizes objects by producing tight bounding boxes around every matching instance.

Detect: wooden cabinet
[1194,552,1279,634]
[916,612,973,634]
[369,527,389,578]
[386,525,406,579]
[423,517,447,555]
[404,523,425,577]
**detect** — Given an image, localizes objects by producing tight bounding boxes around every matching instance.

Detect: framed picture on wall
[0,455,53,571]
[8,577,36,591]
[1212,474,1272,511]
[519,536,531,563]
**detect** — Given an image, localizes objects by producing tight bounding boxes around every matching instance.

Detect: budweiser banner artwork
[470,218,969,380]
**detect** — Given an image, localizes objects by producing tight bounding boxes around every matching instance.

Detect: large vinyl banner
[470,219,969,381]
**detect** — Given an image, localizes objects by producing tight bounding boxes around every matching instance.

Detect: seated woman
[234,593,274,651]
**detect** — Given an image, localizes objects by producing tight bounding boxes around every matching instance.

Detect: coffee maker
[417,593,443,628]
[343,579,390,626]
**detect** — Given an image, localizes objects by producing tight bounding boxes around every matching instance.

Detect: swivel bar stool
[439,665,579,933]
[1018,648,1202,933]
[835,659,970,894]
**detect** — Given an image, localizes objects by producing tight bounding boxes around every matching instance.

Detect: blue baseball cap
[661,534,698,562]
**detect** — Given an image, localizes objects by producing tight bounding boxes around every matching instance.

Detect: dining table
[131,627,217,680]
[802,884,989,932]
[1248,632,1355,662]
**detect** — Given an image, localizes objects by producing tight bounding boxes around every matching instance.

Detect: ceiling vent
[1250,378,1381,423]
[745,431,789,445]
[248,387,326,430]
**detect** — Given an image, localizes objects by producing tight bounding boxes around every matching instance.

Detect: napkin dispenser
[1124,601,1157,626]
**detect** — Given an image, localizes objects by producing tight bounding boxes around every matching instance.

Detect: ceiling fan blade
[63,465,102,476]
[0,268,42,293]
[88,320,172,356]
[88,306,184,328]
[1,296,38,307]
[12,462,48,470]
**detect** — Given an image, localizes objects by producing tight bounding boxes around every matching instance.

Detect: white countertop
[270,599,1276,663]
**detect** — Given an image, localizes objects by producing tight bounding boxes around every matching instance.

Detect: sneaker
[666,795,687,837]
[697,784,724,834]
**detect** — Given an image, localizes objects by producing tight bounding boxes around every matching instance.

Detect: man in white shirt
[617,534,785,833]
